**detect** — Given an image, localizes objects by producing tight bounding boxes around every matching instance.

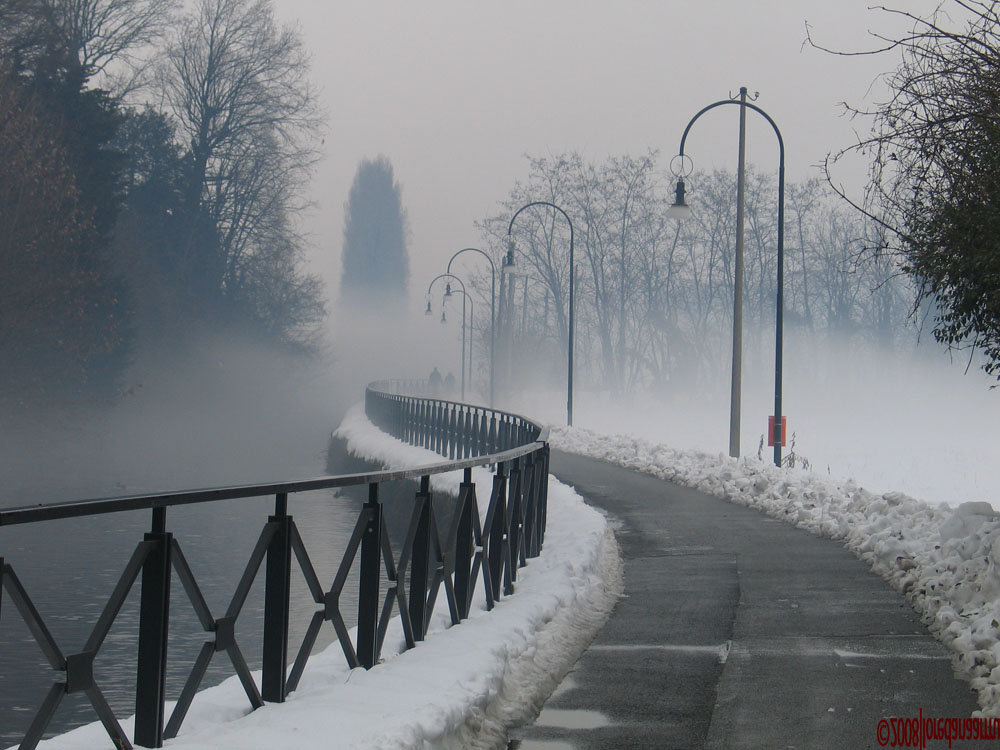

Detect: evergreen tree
[340,155,410,308]
[0,67,130,406]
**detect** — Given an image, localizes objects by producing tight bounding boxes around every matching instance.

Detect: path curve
[510,450,987,749]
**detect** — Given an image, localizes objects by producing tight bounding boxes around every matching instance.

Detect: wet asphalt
[508,450,989,750]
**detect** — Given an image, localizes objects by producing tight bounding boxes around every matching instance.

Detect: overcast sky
[275,0,942,301]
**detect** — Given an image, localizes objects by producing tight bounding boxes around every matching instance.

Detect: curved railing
[0,382,549,750]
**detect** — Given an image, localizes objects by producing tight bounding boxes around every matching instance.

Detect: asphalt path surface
[509,450,989,749]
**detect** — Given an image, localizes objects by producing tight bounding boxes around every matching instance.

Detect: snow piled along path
[549,424,1000,716]
[34,406,620,750]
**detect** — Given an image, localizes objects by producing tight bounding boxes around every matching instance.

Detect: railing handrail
[0,443,543,526]
[0,380,550,750]
[0,382,547,527]
[366,379,550,443]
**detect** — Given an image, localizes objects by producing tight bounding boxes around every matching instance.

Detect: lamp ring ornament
[669,153,694,179]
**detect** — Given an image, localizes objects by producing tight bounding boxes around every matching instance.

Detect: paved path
[509,451,989,749]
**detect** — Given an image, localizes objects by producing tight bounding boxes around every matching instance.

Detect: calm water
[0,482,370,746]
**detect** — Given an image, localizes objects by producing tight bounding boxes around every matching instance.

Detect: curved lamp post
[426,273,469,400]
[446,248,500,407]
[507,202,575,426]
[669,86,785,467]
[443,282,474,401]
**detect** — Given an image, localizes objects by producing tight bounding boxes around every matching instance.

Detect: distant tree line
[0,0,324,410]
[476,152,916,396]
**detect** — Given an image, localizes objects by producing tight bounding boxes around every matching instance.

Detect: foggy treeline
[0,0,324,412]
[477,152,915,397]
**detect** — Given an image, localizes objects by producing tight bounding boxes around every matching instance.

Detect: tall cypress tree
[340,156,410,309]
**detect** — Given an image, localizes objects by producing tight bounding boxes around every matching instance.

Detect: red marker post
[768,416,787,448]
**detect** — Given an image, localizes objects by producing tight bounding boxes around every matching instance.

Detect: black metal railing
[0,381,548,750]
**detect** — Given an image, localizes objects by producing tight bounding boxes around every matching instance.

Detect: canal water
[0,395,432,746]
[0,484,363,745]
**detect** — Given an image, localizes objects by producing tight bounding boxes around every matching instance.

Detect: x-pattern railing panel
[1,543,155,750]
[163,529,270,740]
[1,381,549,749]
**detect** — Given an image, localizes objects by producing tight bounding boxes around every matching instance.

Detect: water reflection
[0,476,365,745]
[0,429,465,747]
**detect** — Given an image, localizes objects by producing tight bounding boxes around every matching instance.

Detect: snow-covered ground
[547,423,1000,716]
[30,377,1000,748]
[507,341,1000,508]
[29,405,620,750]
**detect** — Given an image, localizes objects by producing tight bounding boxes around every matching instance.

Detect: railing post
[423,402,431,449]
[463,408,472,458]
[449,405,458,460]
[488,463,506,599]
[539,445,550,548]
[454,469,475,619]
[409,476,432,641]
[523,450,539,559]
[358,483,382,668]
[135,506,172,748]
[509,456,523,579]
[262,493,292,702]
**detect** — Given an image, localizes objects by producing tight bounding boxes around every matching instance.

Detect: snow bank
[549,424,1000,716]
[32,407,620,750]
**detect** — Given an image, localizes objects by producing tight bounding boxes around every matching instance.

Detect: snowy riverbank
[548,424,1000,716]
[29,405,620,750]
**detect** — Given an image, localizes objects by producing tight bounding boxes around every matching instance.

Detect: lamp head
[424,299,432,315]
[444,282,452,297]
[668,178,691,220]
[440,309,447,324]
[501,246,518,276]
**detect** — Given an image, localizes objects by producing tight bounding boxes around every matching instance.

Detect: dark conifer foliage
[340,156,410,309]
[0,67,131,406]
[0,0,325,409]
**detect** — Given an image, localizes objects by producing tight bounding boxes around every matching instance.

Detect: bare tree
[812,1,1000,376]
[0,0,176,93]
[161,0,323,346]
[481,151,917,396]
[163,0,317,209]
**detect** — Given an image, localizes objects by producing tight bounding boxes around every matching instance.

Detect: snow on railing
[0,382,549,750]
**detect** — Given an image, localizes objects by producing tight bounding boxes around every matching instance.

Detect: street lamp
[444,282,475,401]
[446,248,501,408]
[426,273,470,400]
[507,202,575,427]
[671,86,786,467]
[667,174,692,220]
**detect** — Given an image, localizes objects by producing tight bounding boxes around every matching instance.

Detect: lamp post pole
[731,86,748,460]
[446,248,497,407]
[446,287,474,400]
[670,86,786,466]
[507,202,575,427]
[426,273,468,400]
